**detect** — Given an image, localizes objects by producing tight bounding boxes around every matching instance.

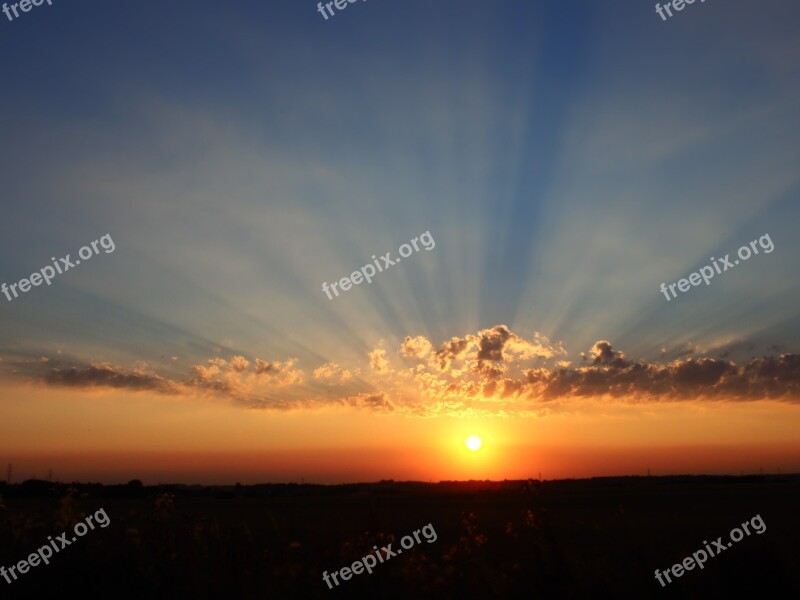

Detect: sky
[1,0,799,484]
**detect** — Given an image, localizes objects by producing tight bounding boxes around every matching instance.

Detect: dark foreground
[1,475,798,599]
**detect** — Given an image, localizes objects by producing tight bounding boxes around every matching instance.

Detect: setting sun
[465,435,483,452]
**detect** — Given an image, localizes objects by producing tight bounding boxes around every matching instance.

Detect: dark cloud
[590,341,630,368]
[476,324,513,363]
[521,342,800,402]
[433,336,472,370]
[44,363,181,394]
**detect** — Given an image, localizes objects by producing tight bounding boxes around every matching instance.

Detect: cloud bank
[3,325,799,416]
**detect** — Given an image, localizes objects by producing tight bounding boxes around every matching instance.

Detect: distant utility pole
[6,463,11,484]
[48,469,53,482]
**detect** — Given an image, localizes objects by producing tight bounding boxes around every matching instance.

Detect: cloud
[312,362,353,383]
[475,324,556,363]
[432,336,473,371]
[400,335,433,359]
[588,340,630,369]
[428,325,564,374]
[2,352,401,413]
[190,355,304,394]
[192,363,222,381]
[5,354,313,406]
[229,355,250,372]
[4,326,799,417]
[343,392,394,413]
[400,330,800,414]
[521,343,800,403]
[44,363,181,395]
[253,358,304,386]
[369,349,390,374]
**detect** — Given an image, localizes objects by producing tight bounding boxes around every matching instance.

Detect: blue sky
[1,0,799,412]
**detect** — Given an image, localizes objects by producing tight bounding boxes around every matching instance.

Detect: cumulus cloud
[474,326,563,379]
[229,355,250,372]
[4,325,799,417]
[253,358,304,385]
[522,342,800,402]
[188,355,303,394]
[475,324,554,363]
[432,335,473,371]
[428,325,563,373]
[401,335,433,359]
[400,330,800,414]
[312,362,353,382]
[369,349,390,374]
[1,351,403,413]
[192,362,222,381]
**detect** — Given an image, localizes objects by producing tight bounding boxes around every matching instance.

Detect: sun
[465,435,482,452]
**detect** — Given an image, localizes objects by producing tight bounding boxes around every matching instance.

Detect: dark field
[1,476,798,599]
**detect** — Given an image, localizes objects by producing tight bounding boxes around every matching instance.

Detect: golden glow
[3,382,800,484]
[465,435,483,452]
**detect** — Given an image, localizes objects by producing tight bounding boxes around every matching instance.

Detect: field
[1,476,798,598]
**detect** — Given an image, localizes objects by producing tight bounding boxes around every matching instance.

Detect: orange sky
[3,382,800,484]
